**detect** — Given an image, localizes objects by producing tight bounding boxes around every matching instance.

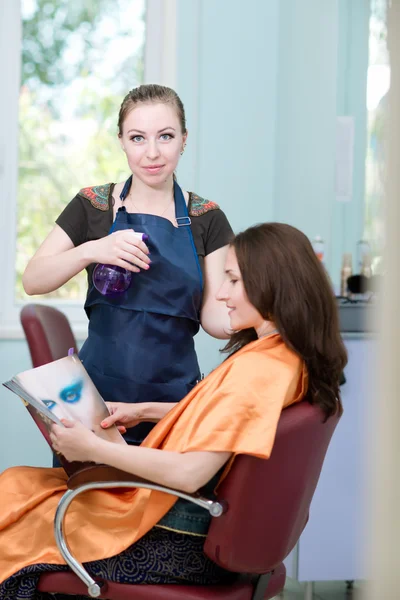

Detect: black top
[56,184,234,287]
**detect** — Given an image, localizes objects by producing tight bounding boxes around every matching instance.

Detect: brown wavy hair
[222,223,347,419]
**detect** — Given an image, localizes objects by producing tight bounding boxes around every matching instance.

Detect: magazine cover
[3,354,126,475]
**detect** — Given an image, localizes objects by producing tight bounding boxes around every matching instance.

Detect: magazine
[3,353,126,475]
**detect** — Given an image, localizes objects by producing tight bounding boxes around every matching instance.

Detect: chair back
[204,400,339,574]
[20,303,77,367]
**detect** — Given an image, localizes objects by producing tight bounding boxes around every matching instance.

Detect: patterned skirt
[0,527,235,600]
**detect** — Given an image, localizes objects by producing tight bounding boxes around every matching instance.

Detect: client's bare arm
[92,442,230,494]
[51,420,231,494]
[102,401,175,431]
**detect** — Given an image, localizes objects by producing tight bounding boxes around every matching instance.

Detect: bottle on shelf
[340,253,353,297]
[312,235,324,263]
[360,254,372,279]
[356,239,371,274]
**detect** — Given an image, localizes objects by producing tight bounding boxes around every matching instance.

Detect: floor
[274,578,365,599]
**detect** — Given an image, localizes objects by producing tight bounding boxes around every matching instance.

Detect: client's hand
[50,420,98,463]
[101,402,146,432]
[101,402,176,432]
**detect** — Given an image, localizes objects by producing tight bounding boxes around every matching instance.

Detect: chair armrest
[67,464,224,516]
[56,471,225,598]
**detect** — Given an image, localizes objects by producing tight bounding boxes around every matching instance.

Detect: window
[17,0,146,302]
[0,0,177,337]
[364,0,389,268]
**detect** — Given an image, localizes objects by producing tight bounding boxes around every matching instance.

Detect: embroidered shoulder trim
[78,183,112,211]
[189,192,220,217]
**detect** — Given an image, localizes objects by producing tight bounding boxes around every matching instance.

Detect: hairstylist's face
[217,247,265,335]
[119,102,187,186]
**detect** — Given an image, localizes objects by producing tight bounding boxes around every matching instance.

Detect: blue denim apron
[79,177,203,444]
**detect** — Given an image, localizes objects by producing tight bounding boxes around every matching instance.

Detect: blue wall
[333,0,370,282]
[274,0,339,269]
[177,0,370,285]
[176,0,280,232]
[0,340,51,471]
[176,0,370,376]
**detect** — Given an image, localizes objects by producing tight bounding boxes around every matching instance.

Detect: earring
[180,143,186,155]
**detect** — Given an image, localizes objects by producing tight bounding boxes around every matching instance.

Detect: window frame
[363,0,389,261]
[0,0,177,340]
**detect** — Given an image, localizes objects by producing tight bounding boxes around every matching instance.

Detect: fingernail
[101,422,108,428]
[145,265,150,270]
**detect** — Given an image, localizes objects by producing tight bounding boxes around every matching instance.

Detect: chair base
[38,563,285,600]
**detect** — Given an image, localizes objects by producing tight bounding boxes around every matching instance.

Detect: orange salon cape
[0,333,307,583]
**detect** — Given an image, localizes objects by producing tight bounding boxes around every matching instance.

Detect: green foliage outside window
[16,0,146,300]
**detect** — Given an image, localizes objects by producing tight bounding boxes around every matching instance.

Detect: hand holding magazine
[3,353,126,475]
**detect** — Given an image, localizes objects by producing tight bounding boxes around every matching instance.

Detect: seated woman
[0,223,347,599]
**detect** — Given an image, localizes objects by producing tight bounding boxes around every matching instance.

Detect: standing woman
[22,84,233,445]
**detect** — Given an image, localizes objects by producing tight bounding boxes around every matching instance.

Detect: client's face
[217,247,265,334]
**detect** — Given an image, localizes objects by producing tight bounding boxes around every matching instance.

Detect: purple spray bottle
[93,232,149,296]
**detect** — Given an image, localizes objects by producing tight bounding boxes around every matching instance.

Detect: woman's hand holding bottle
[89,230,150,273]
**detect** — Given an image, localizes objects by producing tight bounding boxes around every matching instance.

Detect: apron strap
[105,176,132,234]
[173,179,192,227]
[117,176,203,292]
[120,175,132,201]
[173,180,203,292]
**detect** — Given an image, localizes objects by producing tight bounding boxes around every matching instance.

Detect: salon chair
[36,401,339,600]
[20,305,340,599]
[20,303,77,367]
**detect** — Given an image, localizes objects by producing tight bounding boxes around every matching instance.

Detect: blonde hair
[118,84,187,136]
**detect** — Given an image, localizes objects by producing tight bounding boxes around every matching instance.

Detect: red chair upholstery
[37,401,339,600]
[20,303,77,366]
[38,571,285,600]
